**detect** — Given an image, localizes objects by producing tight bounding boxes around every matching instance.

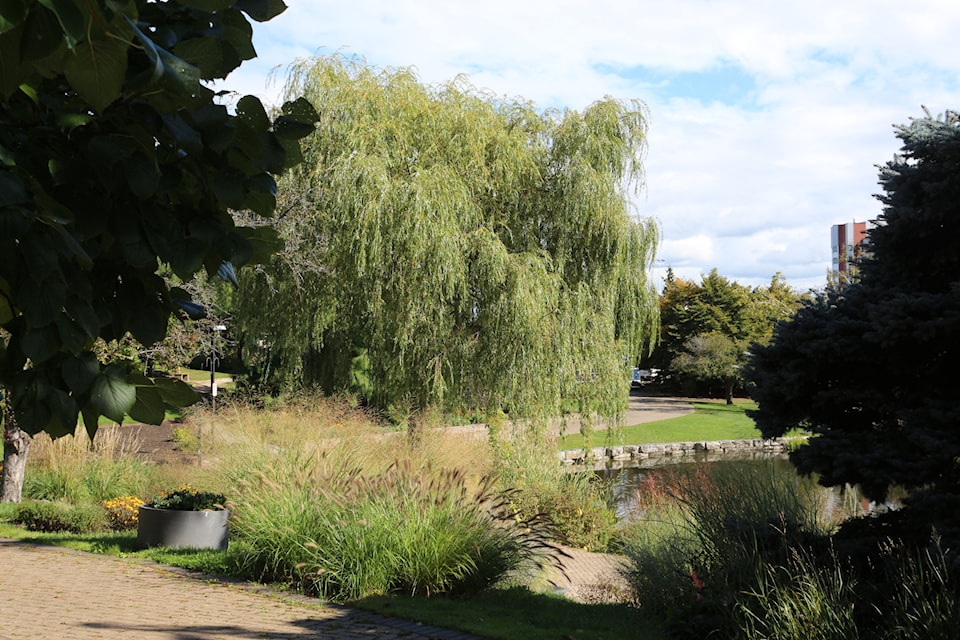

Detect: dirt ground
[119,420,200,466]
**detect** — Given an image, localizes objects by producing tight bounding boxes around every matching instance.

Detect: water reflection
[597,454,896,523]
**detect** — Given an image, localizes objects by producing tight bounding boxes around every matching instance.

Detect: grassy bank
[557,400,761,450]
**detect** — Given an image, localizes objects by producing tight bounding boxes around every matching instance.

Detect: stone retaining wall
[559,437,792,469]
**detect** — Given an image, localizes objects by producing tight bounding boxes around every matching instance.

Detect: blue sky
[223,0,960,291]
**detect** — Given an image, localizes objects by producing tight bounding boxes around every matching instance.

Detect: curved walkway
[0,539,482,640]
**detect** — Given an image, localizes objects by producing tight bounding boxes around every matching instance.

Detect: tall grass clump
[873,537,960,640]
[619,459,960,639]
[226,448,558,602]
[737,545,860,640]
[619,460,843,637]
[24,426,157,503]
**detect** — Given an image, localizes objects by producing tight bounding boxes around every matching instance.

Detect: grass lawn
[356,589,663,640]
[558,399,762,450]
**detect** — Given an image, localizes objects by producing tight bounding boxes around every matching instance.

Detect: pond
[596,454,895,524]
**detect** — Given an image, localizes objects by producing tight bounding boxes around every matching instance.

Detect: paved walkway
[0,539,482,640]
[0,538,634,639]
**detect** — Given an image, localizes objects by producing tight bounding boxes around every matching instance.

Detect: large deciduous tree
[747,110,960,544]
[237,56,660,424]
[0,0,317,501]
[652,269,804,399]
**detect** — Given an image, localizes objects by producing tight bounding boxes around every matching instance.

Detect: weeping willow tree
[237,56,659,424]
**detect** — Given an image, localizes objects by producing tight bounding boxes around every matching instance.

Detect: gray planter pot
[136,505,230,550]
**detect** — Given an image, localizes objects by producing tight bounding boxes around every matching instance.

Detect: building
[831,220,872,279]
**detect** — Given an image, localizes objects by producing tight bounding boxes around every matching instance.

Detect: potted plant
[137,485,230,550]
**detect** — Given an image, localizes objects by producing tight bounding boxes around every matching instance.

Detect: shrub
[170,427,199,452]
[490,430,617,551]
[147,486,226,511]
[13,501,106,533]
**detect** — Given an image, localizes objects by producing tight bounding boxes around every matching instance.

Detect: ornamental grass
[225,447,561,602]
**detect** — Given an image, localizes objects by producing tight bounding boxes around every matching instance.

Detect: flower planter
[136,505,230,550]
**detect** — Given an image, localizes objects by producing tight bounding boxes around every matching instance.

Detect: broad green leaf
[233,225,281,266]
[0,275,12,324]
[37,0,85,48]
[243,172,277,217]
[21,324,60,363]
[213,172,245,208]
[124,150,160,198]
[235,0,286,22]
[153,376,200,408]
[221,9,255,64]
[274,97,320,140]
[63,30,128,112]
[128,384,165,424]
[80,402,99,439]
[0,29,24,96]
[126,302,168,347]
[56,111,93,131]
[46,386,79,437]
[0,0,27,32]
[156,46,201,96]
[236,94,270,132]
[62,351,99,393]
[173,35,224,79]
[38,213,94,269]
[55,313,88,352]
[0,171,27,206]
[14,377,54,436]
[91,365,136,423]
[20,5,64,61]
[65,298,101,338]
[128,18,201,100]
[19,276,66,326]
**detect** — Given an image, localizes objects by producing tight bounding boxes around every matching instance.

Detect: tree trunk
[725,382,734,405]
[1,404,30,503]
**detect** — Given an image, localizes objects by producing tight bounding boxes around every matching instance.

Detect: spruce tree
[747,110,960,542]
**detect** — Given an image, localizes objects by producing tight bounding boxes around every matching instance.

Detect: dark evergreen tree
[747,110,960,543]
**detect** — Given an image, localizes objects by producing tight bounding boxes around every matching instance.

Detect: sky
[222,0,960,292]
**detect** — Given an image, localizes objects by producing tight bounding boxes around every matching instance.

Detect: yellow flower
[102,496,146,530]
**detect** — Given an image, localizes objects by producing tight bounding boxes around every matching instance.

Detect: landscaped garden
[3,392,959,639]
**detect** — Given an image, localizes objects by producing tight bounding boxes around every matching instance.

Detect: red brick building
[831,220,872,278]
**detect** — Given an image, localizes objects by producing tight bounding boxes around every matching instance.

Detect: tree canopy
[0,0,316,440]
[237,56,660,422]
[747,110,960,542]
[651,269,805,399]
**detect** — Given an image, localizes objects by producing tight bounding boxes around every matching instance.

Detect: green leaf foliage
[651,268,806,398]
[236,56,660,422]
[0,0,316,439]
[747,109,960,547]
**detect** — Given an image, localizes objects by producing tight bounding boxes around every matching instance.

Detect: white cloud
[224,0,960,292]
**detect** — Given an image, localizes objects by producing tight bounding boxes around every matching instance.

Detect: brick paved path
[0,540,481,640]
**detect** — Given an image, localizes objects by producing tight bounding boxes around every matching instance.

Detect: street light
[209,324,227,411]
[199,324,227,467]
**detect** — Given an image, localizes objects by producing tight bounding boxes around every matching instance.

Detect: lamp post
[208,324,227,412]
[200,324,226,467]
